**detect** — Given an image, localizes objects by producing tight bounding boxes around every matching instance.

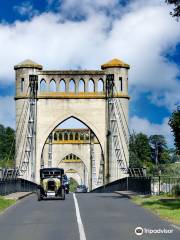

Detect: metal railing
[151,176,180,195]
[91,176,151,194]
[0,178,37,196]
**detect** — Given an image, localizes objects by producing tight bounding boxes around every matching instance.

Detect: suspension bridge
[1,58,147,192]
[0,59,179,240]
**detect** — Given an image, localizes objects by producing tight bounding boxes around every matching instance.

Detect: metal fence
[0,178,37,196]
[151,176,180,195]
[91,177,151,194]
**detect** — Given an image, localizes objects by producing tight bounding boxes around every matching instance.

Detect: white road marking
[73,193,87,240]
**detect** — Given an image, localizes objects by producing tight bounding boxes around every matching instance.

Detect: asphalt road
[0,193,179,240]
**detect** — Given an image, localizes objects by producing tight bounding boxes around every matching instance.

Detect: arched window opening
[85,133,89,140]
[54,132,57,141]
[64,133,68,140]
[98,79,104,92]
[80,133,84,140]
[88,79,95,92]
[70,133,73,140]
[70,154,73,160]
[119,77,123,91]
[69,79,75,92]
[50,79,56,92]
[75,132,79,140]
[78,79,85,92]
[21,78,24,92]
[59,133,63,141]
[40,79,47,92]
[59,79,66,92]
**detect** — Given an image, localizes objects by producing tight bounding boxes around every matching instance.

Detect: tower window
[119,77,123,91]
[54,133,57,140]
[21,78,24,92]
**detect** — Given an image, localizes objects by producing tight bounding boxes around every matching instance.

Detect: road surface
[0,193,179,240]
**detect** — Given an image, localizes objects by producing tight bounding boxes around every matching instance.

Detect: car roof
[40,167,64,172]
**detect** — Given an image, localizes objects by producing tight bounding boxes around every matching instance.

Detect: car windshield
[77,185,86,188]
[40,168,64,179]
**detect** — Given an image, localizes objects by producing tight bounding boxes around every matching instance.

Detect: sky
[0,0,179,147]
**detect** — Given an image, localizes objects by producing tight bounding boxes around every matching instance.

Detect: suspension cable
[113,84,131,136]
[4,87,30,170]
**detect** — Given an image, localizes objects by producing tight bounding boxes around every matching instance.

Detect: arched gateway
[14,58,130,188]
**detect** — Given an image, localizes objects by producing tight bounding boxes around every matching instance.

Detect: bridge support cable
[1,86,31,179]
[109,100,128,172]
[16,100,31,174]
[113,98,129,148]
[113,86,146,177]
[106,77,146,177]
[17,75,38,181]
[106,74,129,177]
[16,94,30,152]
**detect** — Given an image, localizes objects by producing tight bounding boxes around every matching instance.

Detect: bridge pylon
[14,58,130,186]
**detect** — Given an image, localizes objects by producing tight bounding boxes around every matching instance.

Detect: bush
[172,184,180,197]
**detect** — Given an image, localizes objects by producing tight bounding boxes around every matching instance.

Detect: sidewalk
[115,191,139,198]
[4,192,33,201]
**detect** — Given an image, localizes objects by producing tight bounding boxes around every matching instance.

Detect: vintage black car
[37,168,65,201]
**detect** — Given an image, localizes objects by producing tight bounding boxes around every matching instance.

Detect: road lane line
[73,193,87,240]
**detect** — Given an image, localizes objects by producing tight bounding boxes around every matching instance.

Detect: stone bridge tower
[14,58,130,185]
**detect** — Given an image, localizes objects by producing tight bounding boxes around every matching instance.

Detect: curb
[114,191,138,199]
[0,192,34,216]
[4,192,34,201]
[17,192,33,200]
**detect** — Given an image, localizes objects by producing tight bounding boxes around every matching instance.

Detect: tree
[149,135,170,165]
[129,132,151,168]
[168,107,180,154]
[0,124,15,168]
[165,0,180,18]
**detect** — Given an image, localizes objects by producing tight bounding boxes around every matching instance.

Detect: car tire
[61,188,65,200]
[37,189,42,201]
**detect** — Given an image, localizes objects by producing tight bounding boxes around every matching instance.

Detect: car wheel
[61,188,65,200]
[37,189,42,201]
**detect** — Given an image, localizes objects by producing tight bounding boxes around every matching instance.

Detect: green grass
[132,195,180,225]
[0,196,16,213]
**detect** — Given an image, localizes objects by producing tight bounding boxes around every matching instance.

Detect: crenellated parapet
[15,58,130,100]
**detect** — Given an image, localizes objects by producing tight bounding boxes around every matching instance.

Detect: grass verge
[0,196,16,213]
[132,195,180,225]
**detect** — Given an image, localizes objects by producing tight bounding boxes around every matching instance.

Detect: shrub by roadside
[172,185,180,197]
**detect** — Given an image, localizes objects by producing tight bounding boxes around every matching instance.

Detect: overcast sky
[0,0,179,147]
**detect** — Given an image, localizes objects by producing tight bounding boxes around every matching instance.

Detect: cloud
[58,0,120,19]
[0,96,15,128]
[0,0,179,127]
[13,1,39,18]
[130,116,174,147]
